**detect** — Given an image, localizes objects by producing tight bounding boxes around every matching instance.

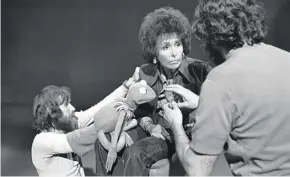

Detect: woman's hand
[150,124,171,141]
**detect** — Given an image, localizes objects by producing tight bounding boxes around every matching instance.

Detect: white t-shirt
[31,85,128,176]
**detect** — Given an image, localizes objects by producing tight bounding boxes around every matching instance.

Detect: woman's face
[156,33,183,70]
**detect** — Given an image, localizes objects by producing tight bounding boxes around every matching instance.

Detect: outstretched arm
[78,67,140,128]
[66,124,98,157]
[77,85,129,128]
[162,103,218,176]
[163,79,236,176]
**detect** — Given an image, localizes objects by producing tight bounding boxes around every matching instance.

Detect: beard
[53,114,78,133]
[206,44,226,66]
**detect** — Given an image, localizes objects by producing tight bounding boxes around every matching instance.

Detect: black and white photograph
[2,0,290,176]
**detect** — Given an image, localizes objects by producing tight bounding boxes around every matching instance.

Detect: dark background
[2,0,290,175]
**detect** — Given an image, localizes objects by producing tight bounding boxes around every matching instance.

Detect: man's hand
[162,101,183,127]
[125,67,140,88]
[106,147,117,173]
[164,84,199,110]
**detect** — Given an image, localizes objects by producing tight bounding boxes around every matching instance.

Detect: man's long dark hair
[32,85,71,133]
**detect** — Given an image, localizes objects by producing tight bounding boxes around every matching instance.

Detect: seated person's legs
[95,126,148,176]
[122,136,175,176]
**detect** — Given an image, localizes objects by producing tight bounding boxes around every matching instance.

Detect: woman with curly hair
[94,6,212,176]
[161,0,290,176]
[136,6,212,145]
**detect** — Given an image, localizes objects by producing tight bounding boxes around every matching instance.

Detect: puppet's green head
[126,80,156,106]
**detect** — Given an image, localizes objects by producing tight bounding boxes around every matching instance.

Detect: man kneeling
[31,69,139,176]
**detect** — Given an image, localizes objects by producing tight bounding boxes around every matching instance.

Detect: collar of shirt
[141,57,192,87]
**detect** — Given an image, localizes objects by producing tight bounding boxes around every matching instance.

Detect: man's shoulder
[32,132,65,148]
[205,64,227,81]
[203,61,242,94]
[32,133,49,152]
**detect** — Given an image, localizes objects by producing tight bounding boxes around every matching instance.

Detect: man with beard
[161,0,290,176]
[31,69,139,176]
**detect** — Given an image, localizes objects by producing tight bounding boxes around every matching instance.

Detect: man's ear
[47,106,63,124]
[46,107,56,128]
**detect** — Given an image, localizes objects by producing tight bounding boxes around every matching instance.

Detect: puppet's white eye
[139,87,147,95]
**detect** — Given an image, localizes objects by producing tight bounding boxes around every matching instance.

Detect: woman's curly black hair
[192,0,268,51]
[139,7,192,63]
[32,85,71,133]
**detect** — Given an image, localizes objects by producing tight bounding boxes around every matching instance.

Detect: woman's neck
[160,65,178,80]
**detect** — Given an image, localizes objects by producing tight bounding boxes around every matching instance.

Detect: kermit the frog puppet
[94,80,156,172]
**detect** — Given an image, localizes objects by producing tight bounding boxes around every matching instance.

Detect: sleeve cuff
[190,137,224,155]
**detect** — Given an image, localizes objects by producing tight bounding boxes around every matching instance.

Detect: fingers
[185,123,195,128]
[176,102,188,109]
[164,84,186,94]
[133,67,140,81]
[171,101,179,110]
[165,84,184,89]
[153,133,165,140]
[158,93,166,98]
[164,134,172,142]
[126,139,133,147]
[106,150,117,173]
[161,102,170,112]
[107,160,112,172]
[161,129,170,137]
[106,156,117,172]
[151,133,165,140]
[162,101,178,111]
[106,159,110,172]
[106,157,110,172]
[161,129,171,142]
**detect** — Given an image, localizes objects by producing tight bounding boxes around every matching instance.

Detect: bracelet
[145,121,155,133]
[140,117,155,133]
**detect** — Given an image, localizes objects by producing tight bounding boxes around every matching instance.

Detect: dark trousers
[95,126,175,176]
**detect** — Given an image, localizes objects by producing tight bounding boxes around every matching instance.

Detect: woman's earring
[153,58,157,64]
[182,53,185,58]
